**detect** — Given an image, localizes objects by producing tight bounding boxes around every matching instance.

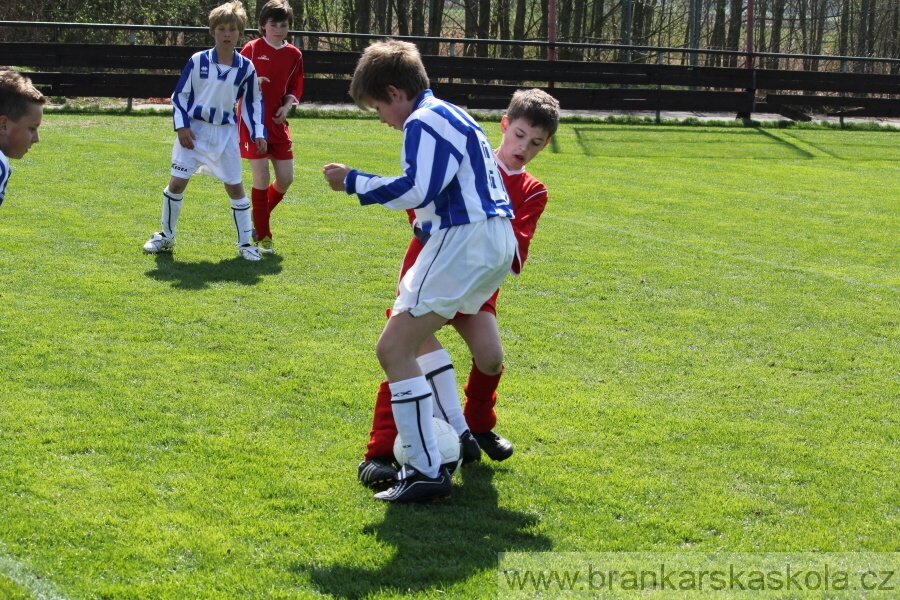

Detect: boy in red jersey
[239,0,304,254]
[357,88,561,488]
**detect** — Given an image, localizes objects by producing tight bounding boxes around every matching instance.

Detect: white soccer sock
[418,349,468,436]
[230,196,253,245]
[389,376,441,478]
[161,188,183,239]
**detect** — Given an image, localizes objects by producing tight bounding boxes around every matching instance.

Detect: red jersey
[402,155,548,277]
[238,38,304,145]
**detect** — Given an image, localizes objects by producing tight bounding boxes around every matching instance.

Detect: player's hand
[258,77,271,84]
[255,138,267,155]
[323,163,349,192]
[177,127,196,149]
[273,105,289,125]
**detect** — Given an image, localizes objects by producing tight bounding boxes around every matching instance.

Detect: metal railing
[3,20,900,73]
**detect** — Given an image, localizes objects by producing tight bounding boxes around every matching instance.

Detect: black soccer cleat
[460,429,482,465]
[373,465,452,503]
[472,431,514,461]
[358,456,399,488]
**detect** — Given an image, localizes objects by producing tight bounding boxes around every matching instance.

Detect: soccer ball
[393,417,463,476]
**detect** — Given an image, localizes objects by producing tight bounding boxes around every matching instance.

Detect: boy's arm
[275,50,304,123]
[346,120,459,210]
[171,57,195,131]
[510,184,549,274]
[287,51,304,104]
[239,65,267,141]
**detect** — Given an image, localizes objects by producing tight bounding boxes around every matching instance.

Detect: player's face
[0,103,42,160]
[368,86,414,131]
[262,19,290,45]
[496,116,551,171]
[212,22,241,51]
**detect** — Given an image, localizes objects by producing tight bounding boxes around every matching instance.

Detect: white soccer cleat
[143,232,174,253]
[238,243,261,261]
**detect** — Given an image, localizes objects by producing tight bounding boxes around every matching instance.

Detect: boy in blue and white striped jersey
[323,39,517,504]
[143,0,267,261]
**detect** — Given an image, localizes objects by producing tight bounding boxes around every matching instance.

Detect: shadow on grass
[302,464,552,599]
[145,253,283,289]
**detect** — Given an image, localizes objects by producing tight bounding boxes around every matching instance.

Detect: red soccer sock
[364,380,398,460]
[267,183,286,213]
[463,361,504,434]
[250,186,270,240]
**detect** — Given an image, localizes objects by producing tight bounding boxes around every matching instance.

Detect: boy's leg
[248,157,271,241]
[364,380,397,460]
[359,236,427,486]
[144,177,188,253]
[417,344,466,434]
[358,380,399,488]
[160,187,184,239]
[373,311,453,503]
[224,182,259,261]
[454,311,514,461]
[416,342,481,464]
[269,158,293,211]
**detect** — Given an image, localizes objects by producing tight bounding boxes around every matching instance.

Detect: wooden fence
[4,41,900,120]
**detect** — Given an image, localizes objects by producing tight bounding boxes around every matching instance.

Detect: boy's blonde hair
[258,0,294,32]
[506,88,560,138]
[349,40,429,110]
[209,1,248,35]
[0,68,45,121]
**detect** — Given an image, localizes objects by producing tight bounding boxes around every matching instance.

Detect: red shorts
[240,139,293,161]
[390,236,500,319]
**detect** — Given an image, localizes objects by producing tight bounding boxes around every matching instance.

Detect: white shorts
[170,120,243,185]
[393,217,516,320]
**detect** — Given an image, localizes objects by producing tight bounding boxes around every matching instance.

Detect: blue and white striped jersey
[345,90,512,235]
[0,150,10,208]
[171,47,266,140]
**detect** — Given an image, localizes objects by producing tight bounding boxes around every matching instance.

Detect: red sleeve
[288,49,304,101]
[510,185,548,273]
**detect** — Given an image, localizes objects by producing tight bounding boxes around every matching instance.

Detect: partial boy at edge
[0,68,45,208]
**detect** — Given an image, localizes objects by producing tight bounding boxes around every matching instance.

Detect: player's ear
[542,137,552,149]
[499,115,509,133]
[0,115,8,132]
[386,85,406,103]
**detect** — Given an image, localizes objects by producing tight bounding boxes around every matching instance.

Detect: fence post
[656,50,663,123]
[448,42,455,84]
[840,60,847,128]
[127,29,135,111]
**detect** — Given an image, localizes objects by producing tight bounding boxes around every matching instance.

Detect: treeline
[2,0,899,70]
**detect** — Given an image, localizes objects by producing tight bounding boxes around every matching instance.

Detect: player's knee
[375,339,399,372]
[224,182,245,198]
[474,351,504,376]
[277,174,293,190]
[168,177,188,194]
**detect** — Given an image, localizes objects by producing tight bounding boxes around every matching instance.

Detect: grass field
[0,112,897,599]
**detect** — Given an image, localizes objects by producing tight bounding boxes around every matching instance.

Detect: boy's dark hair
[506,88,560,138]
[349,40,429,110]
[209,1,248,35]
[258,0,294,31]
[0,67,46,121]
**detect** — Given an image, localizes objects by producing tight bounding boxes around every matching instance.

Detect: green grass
[0,114,897,599]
